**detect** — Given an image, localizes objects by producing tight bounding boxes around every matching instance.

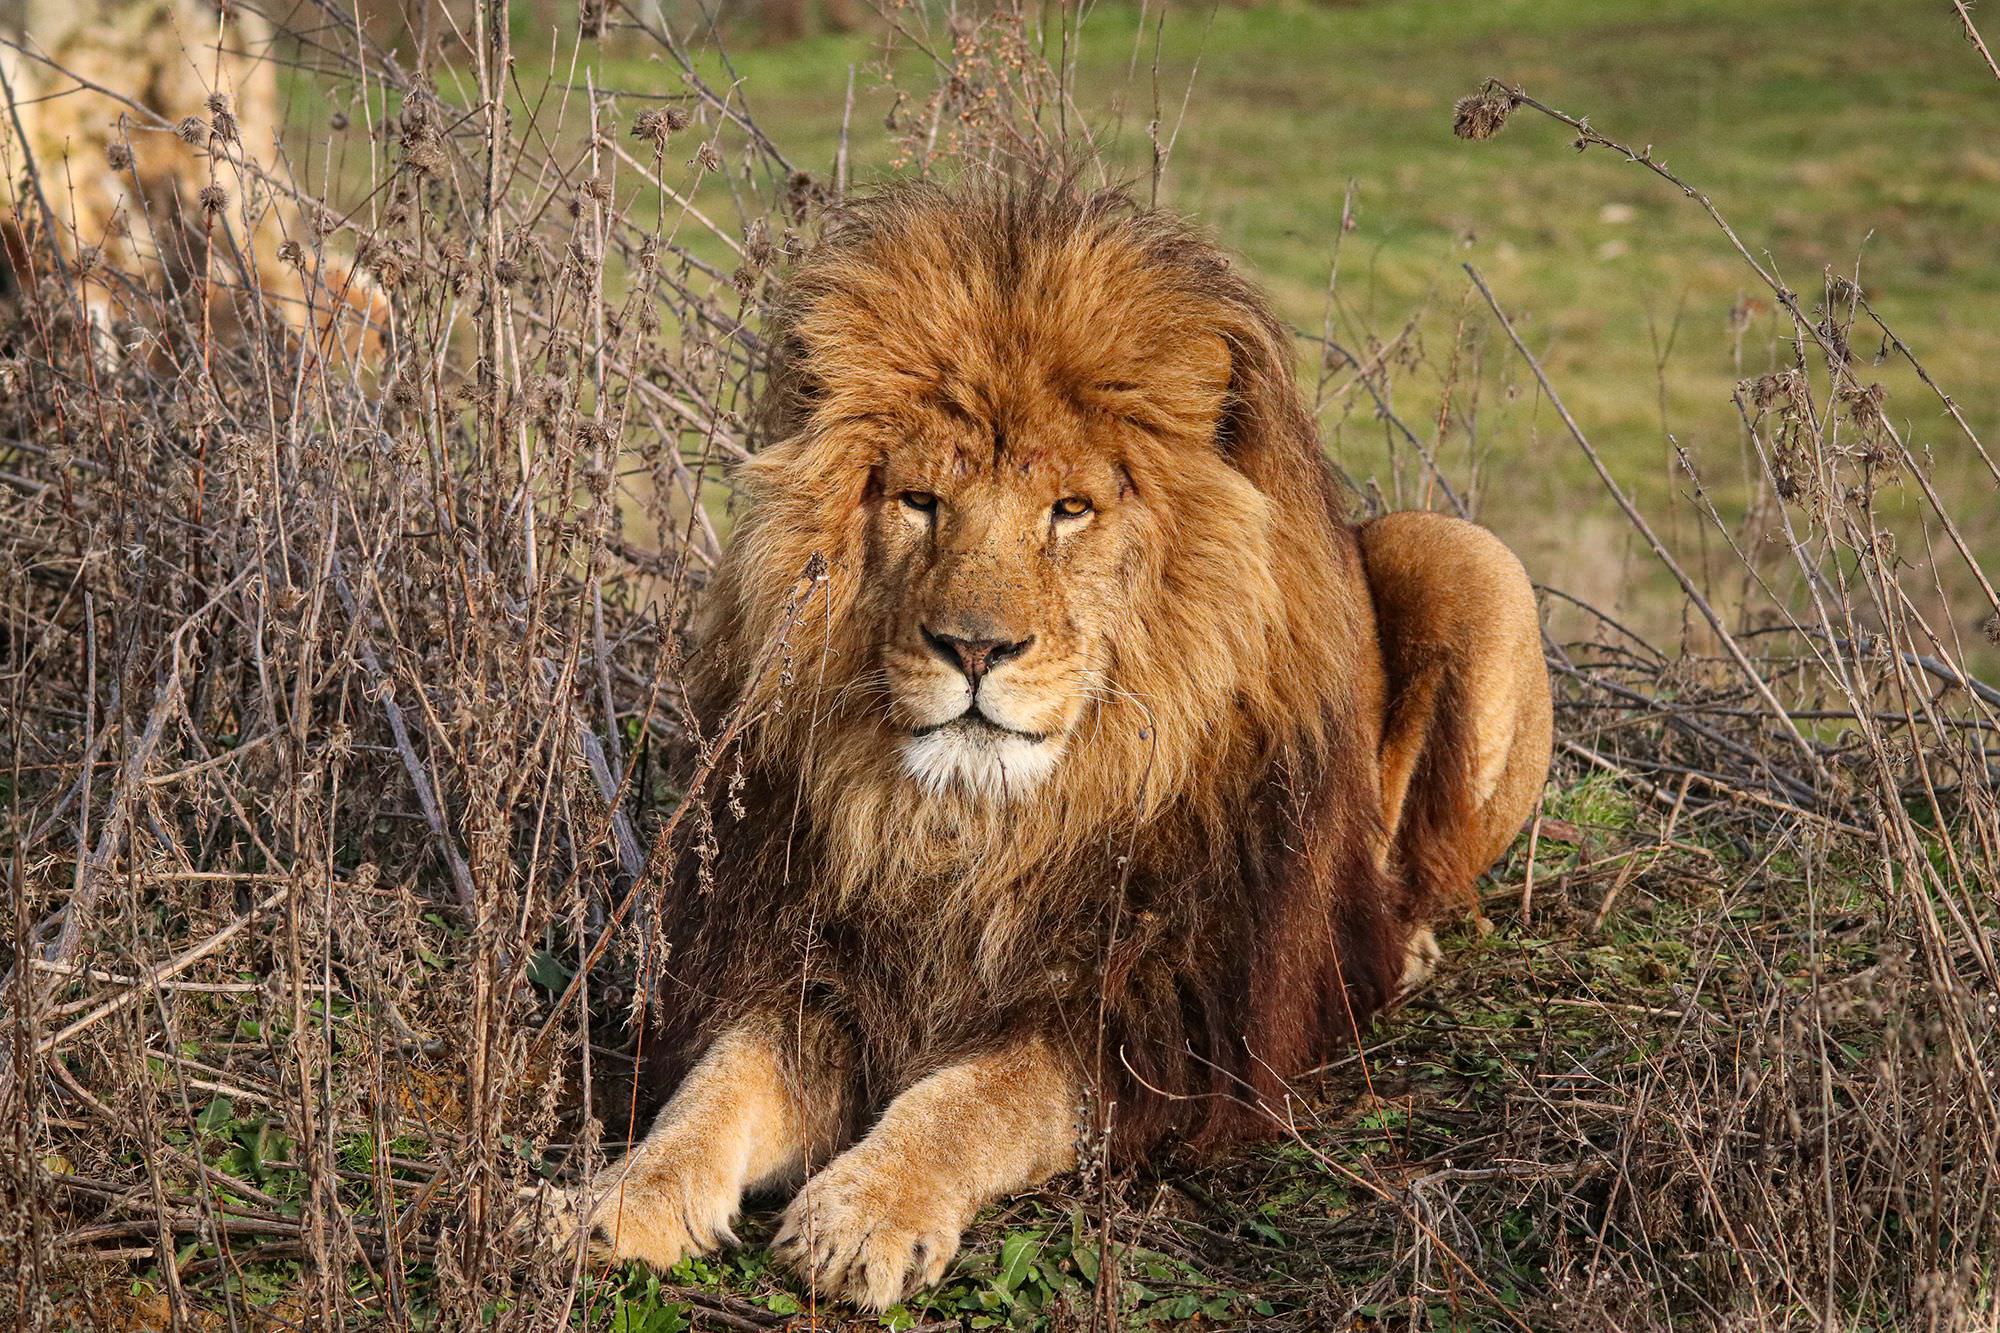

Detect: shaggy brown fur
[564,181,1553,1309]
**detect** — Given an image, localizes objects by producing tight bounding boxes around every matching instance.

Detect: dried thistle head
[1452,87,1517,141]
[401,87,441,135]
[400,90,445,174]
[387,378,420,416]
[1841,381,1887,428]
[277,239,304,268]
[211,110,239,145]
[1984,614,2000,647]
[206,91,229,115]
[1750,369,1798,410]
[786,170,825,216]
[403,138,445,175]
[198,183,229,214]
[177,116,208,146]
[632,110,671,146]
[577,420,614,459]
[105,140,133,172]
[744,218,774,269]
[694,140,723,174]
[368,242,408,288]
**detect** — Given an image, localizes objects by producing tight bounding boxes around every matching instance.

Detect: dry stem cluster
[2,4,1996,1330]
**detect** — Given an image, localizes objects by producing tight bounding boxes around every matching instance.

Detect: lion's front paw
[1394,925,1443,1003]
[547,1150,745,1273]
[771,1150,963,1310]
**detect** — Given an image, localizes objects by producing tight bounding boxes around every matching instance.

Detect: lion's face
[716,187,1354,842]
[864,432,1139,801]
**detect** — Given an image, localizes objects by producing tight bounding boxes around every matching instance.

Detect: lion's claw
[773,1156,961,1311]
[535,1154,744,1274]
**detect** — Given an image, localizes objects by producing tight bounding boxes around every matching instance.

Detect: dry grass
[2,2,1996,1329]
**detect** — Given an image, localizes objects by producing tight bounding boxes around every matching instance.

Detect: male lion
[563,183,1552,1310]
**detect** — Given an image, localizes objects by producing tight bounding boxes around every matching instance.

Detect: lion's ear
[1186,332,1233,403]
[1162,331,1233,448]
[754,331,824,444]
[1207,317,1308,468]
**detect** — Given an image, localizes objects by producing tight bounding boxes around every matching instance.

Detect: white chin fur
[900,726,1063,802]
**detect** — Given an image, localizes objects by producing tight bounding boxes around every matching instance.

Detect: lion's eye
[900,490,938,514]
[1053,496,1093,519]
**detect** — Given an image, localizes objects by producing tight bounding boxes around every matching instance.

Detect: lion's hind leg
[1360,512,1553,957]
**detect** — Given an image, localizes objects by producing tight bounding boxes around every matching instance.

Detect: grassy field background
[534,0,1998,654]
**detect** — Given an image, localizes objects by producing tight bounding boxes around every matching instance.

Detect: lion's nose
[921,625,1035,685]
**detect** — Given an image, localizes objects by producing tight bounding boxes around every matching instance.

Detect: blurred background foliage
[290,0,2000,660]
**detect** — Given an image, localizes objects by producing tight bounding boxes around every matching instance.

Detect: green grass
[84,763,1952,1328]
[544,0,1998,655]
[279,0,1998,655]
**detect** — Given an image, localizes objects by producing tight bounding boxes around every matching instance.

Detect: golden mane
[695,181,1383,904]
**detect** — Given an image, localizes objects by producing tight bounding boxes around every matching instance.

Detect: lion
[556,182,1553,1310]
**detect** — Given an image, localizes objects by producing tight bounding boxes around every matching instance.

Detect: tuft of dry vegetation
[3,3,1996,1329]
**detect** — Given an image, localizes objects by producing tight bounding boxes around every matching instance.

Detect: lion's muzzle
[920,623,1036,688]
[892,615,1072,800]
